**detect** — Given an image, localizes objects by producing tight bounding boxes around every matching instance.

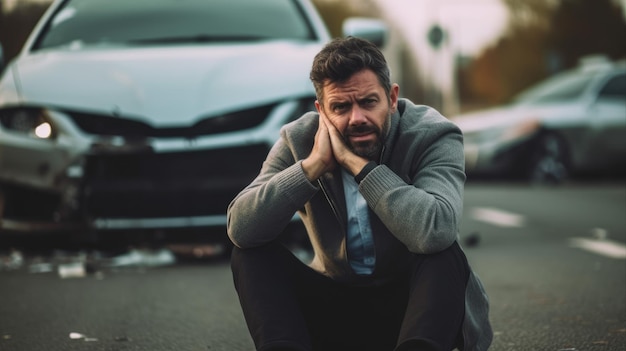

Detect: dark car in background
[453,57,626,183]
[0,0,387,245]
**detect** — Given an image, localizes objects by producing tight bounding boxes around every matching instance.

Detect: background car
[0,0,387,246]
[453,56,626,183]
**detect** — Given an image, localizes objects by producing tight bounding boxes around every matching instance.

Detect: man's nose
[349,106,367,125]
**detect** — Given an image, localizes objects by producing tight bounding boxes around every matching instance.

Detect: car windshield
[511,70,597,105]
[33,0,316,50]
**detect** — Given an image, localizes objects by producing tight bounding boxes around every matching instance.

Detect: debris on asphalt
[106,248,176,268]
[463,232,481,248]
[28,262,54,274]
[58,262,87,279]
[166,243,226,258]
[0,249,23,271]
[69,332,98,342]
[1,235,229,273]
[2,246,183,276]
[69,332,86,339]
[114,335,132,342]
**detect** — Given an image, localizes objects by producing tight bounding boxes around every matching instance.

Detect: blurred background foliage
[0,0,49,63]
[0,0,624,109]
[461,0,626,105]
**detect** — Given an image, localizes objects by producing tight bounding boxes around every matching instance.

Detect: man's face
[316,69,399,160]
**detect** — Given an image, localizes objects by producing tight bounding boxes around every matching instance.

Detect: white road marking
[468,208,625,259]
[569,237,626,259]
[470,207,526,228]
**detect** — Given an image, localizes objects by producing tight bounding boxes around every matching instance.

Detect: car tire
[527,132,571,184]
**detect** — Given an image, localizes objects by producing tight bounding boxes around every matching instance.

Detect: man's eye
[333,104,349,113]
[363,99,377,106]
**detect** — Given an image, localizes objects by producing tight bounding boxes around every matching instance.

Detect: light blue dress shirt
[341,169,376,275]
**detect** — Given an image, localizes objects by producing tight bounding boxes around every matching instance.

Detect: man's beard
[344,114,390,161]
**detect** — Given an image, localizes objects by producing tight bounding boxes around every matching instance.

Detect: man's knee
[409,241,470,285]
[231,242,300,278]
[232,242,281,265]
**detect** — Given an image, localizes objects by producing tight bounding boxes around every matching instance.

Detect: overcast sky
[374,0,510,57]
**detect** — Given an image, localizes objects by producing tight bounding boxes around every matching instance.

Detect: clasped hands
[302,113,368,182]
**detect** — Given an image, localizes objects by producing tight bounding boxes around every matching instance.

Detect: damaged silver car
[454,57,626,183]
[0,0,387,239]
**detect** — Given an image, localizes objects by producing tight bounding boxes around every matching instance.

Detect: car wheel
[527,133,570,184]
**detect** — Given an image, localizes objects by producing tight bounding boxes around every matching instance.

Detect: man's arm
[359,126,465,254]
[226,136,318,248]
[322,107,464,254]
[227,115,334,249]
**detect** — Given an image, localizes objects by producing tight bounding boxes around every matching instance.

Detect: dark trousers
[231,241,470,351]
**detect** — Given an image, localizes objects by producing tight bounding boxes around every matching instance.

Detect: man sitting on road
[227,36,493,351]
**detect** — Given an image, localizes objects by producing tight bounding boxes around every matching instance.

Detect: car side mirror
[342,17,388,48]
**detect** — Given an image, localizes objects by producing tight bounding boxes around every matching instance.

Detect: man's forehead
[321,71,383,101]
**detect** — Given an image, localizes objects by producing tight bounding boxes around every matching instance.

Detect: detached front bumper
[80,143,270,230]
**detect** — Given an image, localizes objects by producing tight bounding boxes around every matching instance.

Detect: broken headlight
[0,107,56,139]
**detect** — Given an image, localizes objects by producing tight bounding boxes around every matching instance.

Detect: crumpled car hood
[6,41,321,126]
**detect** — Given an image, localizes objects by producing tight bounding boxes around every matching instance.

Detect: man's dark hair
[310,36,391,104]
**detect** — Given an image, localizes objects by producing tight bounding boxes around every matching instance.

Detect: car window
[512,71,595,105]
[598,73,626,99]
[33,0,316,50]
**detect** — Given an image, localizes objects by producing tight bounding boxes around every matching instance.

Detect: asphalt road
[461,182,626,350]
[1,181,625,351]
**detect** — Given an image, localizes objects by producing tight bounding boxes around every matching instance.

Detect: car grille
[64,104,274,137]
[81,144,270,218]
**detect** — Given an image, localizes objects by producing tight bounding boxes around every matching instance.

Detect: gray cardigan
[227,99,492,350]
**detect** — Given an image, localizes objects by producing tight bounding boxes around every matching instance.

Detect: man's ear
[314,100,323,114]
[390,83,400,112]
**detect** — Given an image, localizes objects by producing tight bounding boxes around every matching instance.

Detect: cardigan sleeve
[358,122,465,254]
[226,127,319,249]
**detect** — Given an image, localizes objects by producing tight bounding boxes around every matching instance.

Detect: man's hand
[321,114,369,176]
[302,114,337,181]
